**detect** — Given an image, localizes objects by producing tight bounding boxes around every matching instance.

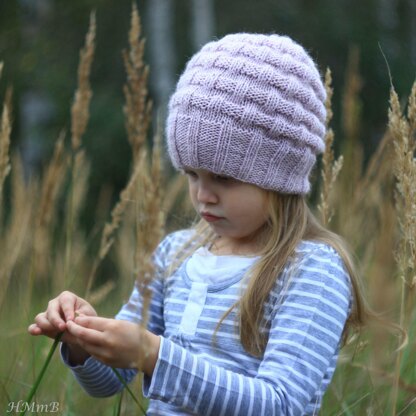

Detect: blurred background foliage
[1,0,415,230]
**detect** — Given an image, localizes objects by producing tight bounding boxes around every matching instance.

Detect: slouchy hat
[166,33,326,194]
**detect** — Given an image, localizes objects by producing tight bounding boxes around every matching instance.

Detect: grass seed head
[71,12,96,153]
[0,93,12,199]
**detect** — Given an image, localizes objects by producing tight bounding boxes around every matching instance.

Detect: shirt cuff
[142,335,166,397]
[60,342,95,370]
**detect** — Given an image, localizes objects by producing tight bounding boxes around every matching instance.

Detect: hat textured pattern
[167,33,326,194]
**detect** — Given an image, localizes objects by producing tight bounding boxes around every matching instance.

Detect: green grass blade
[20,333,63,416]
[111,368,145,415]
[113,390,123,416]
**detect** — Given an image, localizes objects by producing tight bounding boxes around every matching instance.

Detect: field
[1,6,415,416]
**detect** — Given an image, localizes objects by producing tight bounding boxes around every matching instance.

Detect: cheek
[229,190,268,222]
[247,192,269,223]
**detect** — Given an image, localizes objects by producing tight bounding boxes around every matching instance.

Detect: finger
[60,291,78,322]
[29,320,59,339]
[35,312,60,333]
[74,315,113,332]
[28,323,42,335]
[46,299,67,331]
[66,320,104,345]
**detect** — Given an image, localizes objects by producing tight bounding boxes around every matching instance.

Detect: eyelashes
[183,170,233,183]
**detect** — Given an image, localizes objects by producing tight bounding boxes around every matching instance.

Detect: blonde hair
[168,191,367,357]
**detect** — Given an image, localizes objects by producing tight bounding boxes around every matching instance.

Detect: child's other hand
[65,316,160,374]
[28,290,97,344]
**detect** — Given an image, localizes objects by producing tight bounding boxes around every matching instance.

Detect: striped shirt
[61,229,351,415]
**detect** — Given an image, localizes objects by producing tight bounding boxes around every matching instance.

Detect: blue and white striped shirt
[62,229,351,415]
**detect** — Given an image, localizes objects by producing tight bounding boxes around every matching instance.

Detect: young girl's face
[184,167,269,255]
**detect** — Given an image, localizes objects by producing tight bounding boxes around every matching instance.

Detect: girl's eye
[184,170,197,178]
[214,174,234,183]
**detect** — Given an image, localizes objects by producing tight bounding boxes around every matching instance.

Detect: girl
[29,33,365,415]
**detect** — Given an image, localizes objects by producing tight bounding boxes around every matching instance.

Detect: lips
[201,212,223,222]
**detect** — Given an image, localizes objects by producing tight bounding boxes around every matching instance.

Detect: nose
[196,181,218,204]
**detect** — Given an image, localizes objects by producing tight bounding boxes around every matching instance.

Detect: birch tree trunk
[146,0,176,122]
[191,0,216,51]
[409,0,416,65]
[18,0,54,179]
[377,0,399,59]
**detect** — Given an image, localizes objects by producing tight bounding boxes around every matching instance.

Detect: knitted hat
[166,33,326,194]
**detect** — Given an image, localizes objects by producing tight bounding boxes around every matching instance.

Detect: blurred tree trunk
[191,0,216,51]
[146,0,176,122]
[18,0,54,179]
[410,0,416,65]
[377,0,399,58]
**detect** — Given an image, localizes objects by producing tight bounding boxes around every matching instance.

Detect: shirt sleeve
[143,244,352,415]
[59,231,183,397]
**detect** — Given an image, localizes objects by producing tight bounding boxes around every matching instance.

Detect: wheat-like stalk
[33,131,68,278]
[318,68,344,225]
[0,154,34,309]
[85,162,142,297]
[388,82,416,415]
[37,132,67,230]
[134,137,165,289]
[123,2,152,163]
[0,88,12,204]
[71,12,96,153]
[134,135,165,371]
[65,12,96,288]
[389,85,416,289]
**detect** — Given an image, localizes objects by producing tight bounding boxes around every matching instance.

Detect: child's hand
[28,290,97,344]
[65,315,160,374]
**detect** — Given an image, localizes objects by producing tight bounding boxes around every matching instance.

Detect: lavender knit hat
[166,33,326,194]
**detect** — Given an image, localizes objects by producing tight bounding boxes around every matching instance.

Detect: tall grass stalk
[65,12,96,287]
[26,131,68,302]
[123,2,152,164]
[0,87,11,211]
[119,2,165,373]
[133,135,165,370]
[0,155,34,310]
[85,163,142,297]
[0,81,12,309]
[85,3,153,299]
[318,68,343,226]
[388,82,416,415]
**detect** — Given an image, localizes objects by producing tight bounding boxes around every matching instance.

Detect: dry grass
[388,82,416,415]
[85,161,142,297]
[123,3,152,164]
[0,87,11,206]
[33,131,68,281]
[0,155,34,310]
[321,52,416,414]
[71,12,96,154]
[318,68,344,226]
